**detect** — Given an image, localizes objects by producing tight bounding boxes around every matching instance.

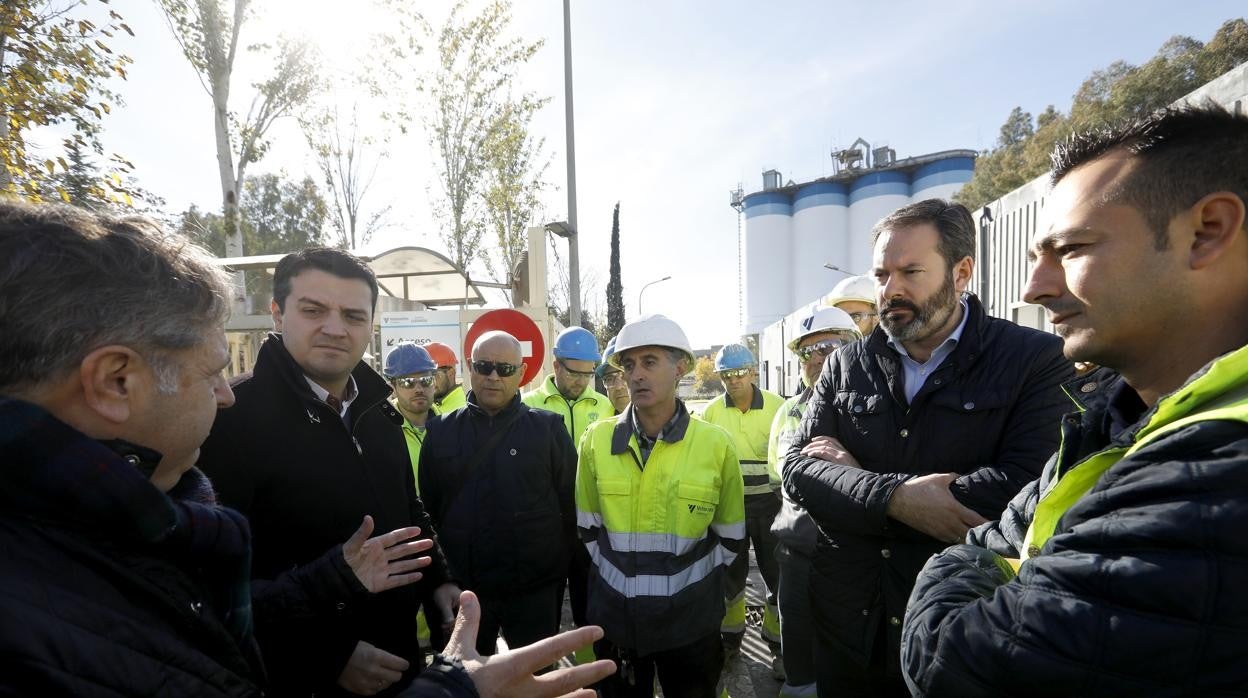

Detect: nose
[1023,254,1060,306]
[321,312,348,337]
[215,376,236,409]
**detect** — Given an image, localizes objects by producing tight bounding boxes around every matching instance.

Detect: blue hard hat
[553,326,601,363]
[384,342,438,378]
[714,343,755,372]
[597,335,619,377]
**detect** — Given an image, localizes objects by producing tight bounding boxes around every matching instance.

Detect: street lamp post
[824,262,853,277]
[561,0,581,327]
[638,276,672,316]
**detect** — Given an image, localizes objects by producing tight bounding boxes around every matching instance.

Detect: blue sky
[94,1,1244,347]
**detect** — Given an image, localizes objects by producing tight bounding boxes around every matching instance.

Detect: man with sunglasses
[781,200,1071,696]
[384,342,440,485]
[420,331,578,659]
[700,343,786,671]
[768,307,861,698]
[523,326,611,449]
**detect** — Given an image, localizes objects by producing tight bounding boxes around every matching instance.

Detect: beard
[880,272,959,343]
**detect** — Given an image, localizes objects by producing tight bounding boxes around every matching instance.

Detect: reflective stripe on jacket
[576,402,746,655]
[701,385,785,505]
[522,374,612,450]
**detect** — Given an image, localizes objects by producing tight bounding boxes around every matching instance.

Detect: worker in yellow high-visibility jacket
[577,314,745,697]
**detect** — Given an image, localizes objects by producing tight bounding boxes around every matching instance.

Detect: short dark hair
[871,198,976,271]
[1051,103,1248,249]
[272,247,379,312]
[0,200,230,393]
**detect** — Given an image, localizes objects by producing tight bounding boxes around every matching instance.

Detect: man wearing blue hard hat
[523,326,612,449]
[700,342,786,676]
[384,342,440,487]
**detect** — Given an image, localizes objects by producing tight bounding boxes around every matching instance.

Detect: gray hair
[0,200,231,394]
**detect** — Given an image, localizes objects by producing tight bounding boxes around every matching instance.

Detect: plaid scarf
[0,398,254,644]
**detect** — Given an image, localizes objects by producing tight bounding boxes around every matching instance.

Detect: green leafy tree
[481,96,550,294]
[158,0,321,257]
[692,356,721,396]
[176,172,327,302]
[425,0,544,274]
[605,202,625,340]
[0,0,136,203]
[958,19,1248,210]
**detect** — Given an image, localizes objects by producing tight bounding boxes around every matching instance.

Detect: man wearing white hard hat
[768,307,861,697]
[827,274,879,336]
[576,315,746,697]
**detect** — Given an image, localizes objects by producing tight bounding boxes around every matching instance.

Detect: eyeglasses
[395,375,435,389]
[719,368,751,379]
[847,311,879,323]
[602,371,626,388]
[557,360,597,377]
[796,339,845,363]
[471,360,520,377]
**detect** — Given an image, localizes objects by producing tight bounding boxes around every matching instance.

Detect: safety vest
[767,394,806,489]
[433,384,466,416]
[576,406,746,654]
[400,419,426,495]
[1021,345,1248,563]
[701,385,785,499]
[522,374,611,450]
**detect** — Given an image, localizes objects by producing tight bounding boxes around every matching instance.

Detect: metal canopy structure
[217,245,486,307]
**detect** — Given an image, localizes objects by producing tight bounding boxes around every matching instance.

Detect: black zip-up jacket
[782,294,1072,678]
[199,333,451,697]
[902,364,1248,696]
[419,392,577,597]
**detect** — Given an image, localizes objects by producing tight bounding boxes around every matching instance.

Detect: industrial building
[733,142,975,393]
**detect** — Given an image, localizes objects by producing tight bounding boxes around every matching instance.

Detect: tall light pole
[562,0,581,327]
[638,276,672,316]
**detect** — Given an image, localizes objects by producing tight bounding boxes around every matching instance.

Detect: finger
[528,660,618,697]
[374,648,411,672]
[389,556,433,574]
[444,590,480,659]
[384,539,434,560]
[499,625,605,674]
[375,666,404,684]
[376,525,424,549]
[344,515,375,555]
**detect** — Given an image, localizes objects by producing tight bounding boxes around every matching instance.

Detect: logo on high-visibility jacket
[687,503,714,515]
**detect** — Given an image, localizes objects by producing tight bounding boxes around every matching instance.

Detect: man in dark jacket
[782,199,1073,696]
[420,331,578,657]
[902,105,1248,695]
[199,248,461,696]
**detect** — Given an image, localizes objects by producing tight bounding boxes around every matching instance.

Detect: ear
[79,345,147,425]
[953,256,975,293]
[1186,192,1247,270]
[271,299,284,331]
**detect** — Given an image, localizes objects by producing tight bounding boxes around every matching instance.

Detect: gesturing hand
[886,473,989,544]
[337,640,410,695]
[342,515,434,593]
[442,590,616,697]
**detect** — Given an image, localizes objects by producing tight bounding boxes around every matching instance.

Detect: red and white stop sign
[462,309,547,387]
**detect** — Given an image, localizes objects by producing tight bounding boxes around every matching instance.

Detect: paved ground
[554,550,783,698]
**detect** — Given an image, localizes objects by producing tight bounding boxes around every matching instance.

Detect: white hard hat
[610,314,695,375]
[788,307,861,352]
[827,274,877,307]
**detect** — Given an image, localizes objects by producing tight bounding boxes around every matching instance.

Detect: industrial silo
[847,171,910,273]
[791,181,849,305]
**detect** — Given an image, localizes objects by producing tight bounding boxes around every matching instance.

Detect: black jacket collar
[722,385,764,410]
[255,332,395,425]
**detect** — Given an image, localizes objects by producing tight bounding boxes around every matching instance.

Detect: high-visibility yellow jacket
[523,374,612,449]
[400,418,427,494]
[576,403,746,655]
[700,385,785,512]
[433,384,466,416]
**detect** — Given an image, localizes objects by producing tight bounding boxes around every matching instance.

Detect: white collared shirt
[887,298,969,404]
[304,375,359,425]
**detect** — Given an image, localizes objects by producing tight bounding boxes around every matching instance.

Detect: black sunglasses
[471,360,520,378]
[395,376,435,389]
